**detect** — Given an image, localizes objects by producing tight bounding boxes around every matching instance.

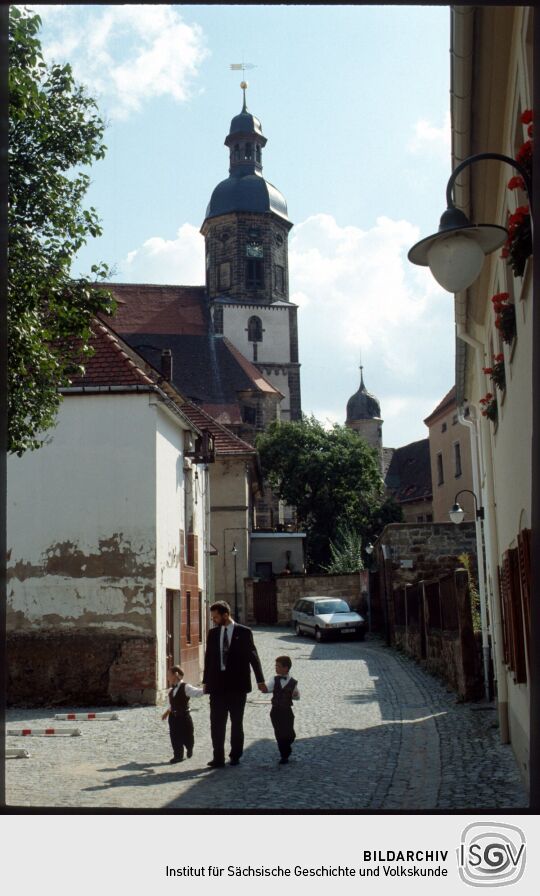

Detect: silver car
[291,596,367,642]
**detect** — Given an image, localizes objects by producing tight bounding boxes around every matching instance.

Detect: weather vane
[230,62,256,109]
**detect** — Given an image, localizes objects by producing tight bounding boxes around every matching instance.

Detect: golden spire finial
[230,62,256,110]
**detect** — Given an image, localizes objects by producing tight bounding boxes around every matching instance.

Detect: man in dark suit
[202,600,267,768]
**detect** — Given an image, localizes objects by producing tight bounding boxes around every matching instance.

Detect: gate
[253,580,277,624]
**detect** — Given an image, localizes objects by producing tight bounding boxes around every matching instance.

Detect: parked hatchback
[291,596,367,642]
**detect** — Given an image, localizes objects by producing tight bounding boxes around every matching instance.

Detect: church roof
[102,284,207,335]
[384,438,432,504]
[119,332,280,407]
[346,368,381,422]
[205,173,289,221]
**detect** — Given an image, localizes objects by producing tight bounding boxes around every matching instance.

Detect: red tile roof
[69,320,156,388]
[181,401,256,456]
[222,338,283,396]
[103,283,207,335]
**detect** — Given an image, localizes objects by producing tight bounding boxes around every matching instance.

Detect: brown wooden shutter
[517,528,531,666]
[508,547,527,683]
[498,558,511,667]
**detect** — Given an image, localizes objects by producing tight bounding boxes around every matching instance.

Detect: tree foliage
[8,7,115,455]
[323,523,364,575]
[256,416,403,570]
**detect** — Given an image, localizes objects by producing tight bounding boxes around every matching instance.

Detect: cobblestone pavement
[6,627,528,810]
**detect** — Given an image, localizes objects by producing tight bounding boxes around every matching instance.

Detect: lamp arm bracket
[446,152,533,216]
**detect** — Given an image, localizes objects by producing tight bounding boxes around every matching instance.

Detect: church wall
[221,303,292,363]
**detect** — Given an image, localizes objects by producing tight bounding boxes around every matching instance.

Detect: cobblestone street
[6,627,528,810]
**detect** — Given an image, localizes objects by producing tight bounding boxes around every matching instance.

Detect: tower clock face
[246,243,263,258]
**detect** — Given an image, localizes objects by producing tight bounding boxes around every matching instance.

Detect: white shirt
[265,674,300,700]
[172,681,204,698]
[220,620,235,671]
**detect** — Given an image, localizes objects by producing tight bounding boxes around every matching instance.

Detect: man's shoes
[279,757,289,764]
[186,748,193,759]
[207,759,225,768]
[170,756,184,764]
[229,758,240,766]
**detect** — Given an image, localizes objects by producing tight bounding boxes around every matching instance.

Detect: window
[255,145,261,164]
[246,258,264,289]
[274,264,284,293]
[454,442,462,477]
[247,316,263,342]
[218,261,231,290]
[234,144,240,161]
[416,515,425,523]
[441,422,447,433]
[241,405,257,425]
[426,514,433,522]
[437,453,444,485]
[244,142,252,160]
[186,592,191,644]
[452,414,458,425]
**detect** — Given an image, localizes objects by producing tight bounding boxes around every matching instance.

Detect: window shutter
[517,528,531,667]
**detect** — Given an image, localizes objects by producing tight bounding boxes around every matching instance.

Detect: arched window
[244,142,253,160]
[255,145,261,164]
[233,144,240,161]
[247,316,263,342]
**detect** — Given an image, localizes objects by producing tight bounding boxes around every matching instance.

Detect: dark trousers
[209,692,247,762]
[168,712,194,759]
[270,706,296,759]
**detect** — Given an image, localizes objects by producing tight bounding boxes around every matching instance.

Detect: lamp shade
[449,503,466,524]
[427,233,486,292]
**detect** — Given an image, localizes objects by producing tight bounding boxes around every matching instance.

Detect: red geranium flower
[521,109,533,125]
[507,175,525,190]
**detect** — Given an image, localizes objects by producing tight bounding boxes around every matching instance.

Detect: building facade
[423,386,474,524]
[449,5,533,786]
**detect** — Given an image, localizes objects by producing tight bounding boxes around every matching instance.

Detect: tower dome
[203,85,290,223]
[346,367,381,423]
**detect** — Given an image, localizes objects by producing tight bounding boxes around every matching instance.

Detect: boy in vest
[265,655,300,764]
[162,665,205,763]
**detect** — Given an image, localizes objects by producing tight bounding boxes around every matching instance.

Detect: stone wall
[7,631,157,706]
[245,571,369,625]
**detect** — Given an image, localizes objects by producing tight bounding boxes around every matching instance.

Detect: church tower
[200,83,301,421]
[346,366,383,454]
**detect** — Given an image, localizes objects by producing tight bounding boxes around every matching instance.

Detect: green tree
[256,416,403,570]
[8,7,115,455]
[323,523,364,574]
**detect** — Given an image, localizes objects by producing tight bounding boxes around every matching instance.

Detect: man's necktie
[222,626,229,668]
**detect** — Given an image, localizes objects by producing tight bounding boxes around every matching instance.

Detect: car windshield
[315,600,351,615]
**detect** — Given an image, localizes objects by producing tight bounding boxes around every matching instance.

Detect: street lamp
[449,489,485,525]
[408,152,532,292]
[364,542,374,633]
[231,543,239,622]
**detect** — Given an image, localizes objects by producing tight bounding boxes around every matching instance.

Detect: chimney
[161,348,172,382]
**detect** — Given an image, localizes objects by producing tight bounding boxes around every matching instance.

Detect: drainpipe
[457,401,491,703]
[457,324,509,742]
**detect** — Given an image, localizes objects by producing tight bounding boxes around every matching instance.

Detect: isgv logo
[457,823,526,887]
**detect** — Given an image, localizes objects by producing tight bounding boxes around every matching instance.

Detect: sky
[34,3,455,449]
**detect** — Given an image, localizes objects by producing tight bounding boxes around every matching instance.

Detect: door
[253,580,277,624]
[166,589,175,671]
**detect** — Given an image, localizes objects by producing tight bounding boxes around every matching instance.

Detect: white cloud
[39,5,209,120]
[119,223,205,284]
[288,213,455,446]
[407,110,451,157]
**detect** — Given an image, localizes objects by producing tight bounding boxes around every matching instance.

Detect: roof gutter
[451,5,476,405]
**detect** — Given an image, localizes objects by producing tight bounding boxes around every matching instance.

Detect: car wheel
[294,622,302,636]
[314,627,324,642]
